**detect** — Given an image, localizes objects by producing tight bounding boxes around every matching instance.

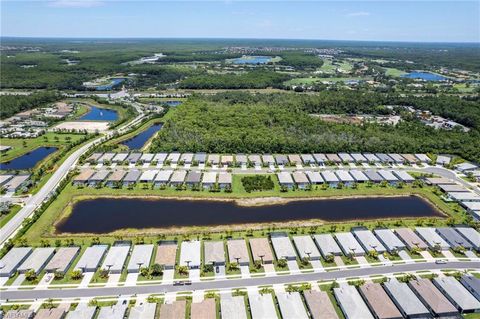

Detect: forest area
[151,93,480,162]
[0,91,60,119]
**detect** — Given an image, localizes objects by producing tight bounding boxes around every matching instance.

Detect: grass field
[285,77,365,86]
[385,67,407,77]
[0,204,21,227]
[20,174,465,245]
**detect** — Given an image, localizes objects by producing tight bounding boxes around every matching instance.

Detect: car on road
[173,281,184,286]
[435,259,447,264]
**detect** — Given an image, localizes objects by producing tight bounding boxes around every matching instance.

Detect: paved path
[2,261,477,301]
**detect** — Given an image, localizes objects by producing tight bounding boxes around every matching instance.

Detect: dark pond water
[0,147,58,170]
[121,124,162,150]
[57,196,442,233]
[95,78,125,91]
[232,56,272,64]
[80,106,118,121]
[163,101,182,107]
[401,72,448,81]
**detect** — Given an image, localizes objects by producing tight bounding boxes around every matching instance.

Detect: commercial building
[321,170,339,187]
[17,247,55,275]
[97,304,127,319]
[394,228,428,250]
[248,293,277,319]
[415,227,450,250]
[270,233,297,261]
[127,244,153,273]
[191,298,216,319]
[276,292,309,319]
[204,241,226,266]
[218,172,232,189]
[101,245,130,273]
[303,290,339,319]
[202,172,217,189]
[0,247,32,277]
[159,300,186,319]
[44,247,80,274]
[377,170,399,184]
[180,240,201,268]
[155,241,177,269]
[358,282,403,319]
[335,170,354,186]
[75,245,108,273]
[274,154,288,165]
[313,234,342,258]
[249,238,274,264]
[292,171,309,189]
[392,171,415,183]
[364,170,383,183]
[349,170,369,182]
[460,275,480,301]
[220,296,247,319]
[293,235,321,260]
[277,172,294,189]
[352,228,386,253]
[383,278,430,318]
[436,227,473,250]
[334,284,374,319]
[373,228,406,253]
[305,171,324,184]
[434,276,480,313]
[185,171,202,186]
[123,170,141,186]
[139,170,158,183]
[455,227,480,251]
[408,278,458,317]
[335,232,365,256]
[154,169,173,186]
[338,153,354,163]
[34,308,66,319]
[170,170,187,186]
[128,303,156,319]
[227,239,250,266]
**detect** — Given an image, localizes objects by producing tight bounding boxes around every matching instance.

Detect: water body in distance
[232,56,272,64]
[401,72,448,81]
[79,106,118,121]
[0,147,58,170]
[121,124,162,150]
[57,196,443,234]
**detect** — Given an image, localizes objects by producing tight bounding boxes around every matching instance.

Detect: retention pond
[0,147,58,170]
[121,124,162,149]
[57,196,443,233]
[79,106,118,121]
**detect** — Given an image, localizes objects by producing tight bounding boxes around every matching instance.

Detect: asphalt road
[0,110,146,245]
[1,261,478,300]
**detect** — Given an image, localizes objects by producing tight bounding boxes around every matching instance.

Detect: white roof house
[170,170,187,184]
[101,245,130,273]
[313,153,328,163]
[218,172,232,186]
[301,154,315,164]
[334,232,365,256]
[98,152,115,163]
[127,244,154,273]
[208,154,220,165]
[112,153,128,163]
[292,171,309,185]
[75,245,108,273]
[248,154,262,166]
[17,247,55,275]
[455,227,480,251]
[334,284,374,319]
[293,236,321,260]
[204,241,225,265]
[436,155,451,165]
[321,170,339,183]
[338,153,354,163]
[220,296,247,319]
[202,172,217,185]
[248,293,277,319]
[305,171,324,184]
[415,154,431,163]
[65,305,96,319]
[393,170,415,182]
[383,279,430,318]
[180,153,194,164]
[434,276,480,313]
[140,153,154,163]
[154,170,173,183]
[153,153,168,163]
[270,234,297,260]
[0,247,32,277]
[97,305,127,319]
[351,153,368,162]
[349,170,369,182]
[276,292,309,319]
[277,172,294,186]
[449,192,480,202]
[377,170,398,182]
[128,303,156,319]
[373,228,406,252]
[353,229,387,253]
[261,154,275,164]
[364,153,380,162]
[180,240,201,268]
[139,170,158,182]
[415,227,450,250]
[166,152,181,163]
[335,170,354,183]
[313,234,342,257]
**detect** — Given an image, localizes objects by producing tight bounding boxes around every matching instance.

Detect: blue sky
[1,1,479,42]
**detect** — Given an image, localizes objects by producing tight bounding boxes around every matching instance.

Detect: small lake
[401,72,448,81]
[232,56,273,65]
[57,196,442,233]
[121,124,162,150]
[79,106,118,121]
[95,78,125,91]
[0,147,58,170]
[163,101,182,107]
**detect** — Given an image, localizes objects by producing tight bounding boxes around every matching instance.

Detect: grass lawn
[385,67,407,77]
[0,132,86,163]
[0,204,21,227]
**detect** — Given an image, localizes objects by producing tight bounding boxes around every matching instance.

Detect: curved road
[1,261,478,300]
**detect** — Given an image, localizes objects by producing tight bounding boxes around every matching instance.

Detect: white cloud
[346,11,371,17]
[48,0,104,8]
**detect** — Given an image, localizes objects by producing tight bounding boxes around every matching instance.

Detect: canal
[0,147,58,170]
[57,196,443,233]
[121,124,162,149]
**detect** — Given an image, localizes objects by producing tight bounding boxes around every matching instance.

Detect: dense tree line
[0,91,60,119]
[179,71,289,89]
[150,96,480,162]
[278,52,324,69]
